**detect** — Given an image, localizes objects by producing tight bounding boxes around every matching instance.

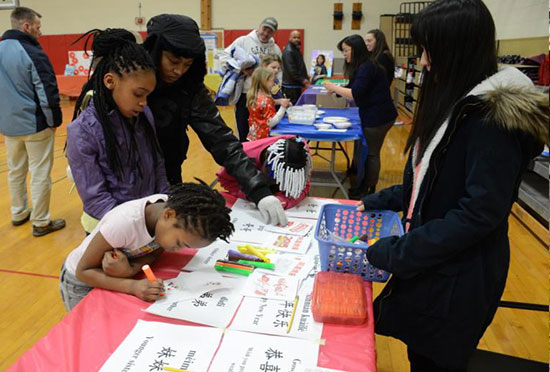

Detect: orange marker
[142,264,157,282]
[142,264,164,296]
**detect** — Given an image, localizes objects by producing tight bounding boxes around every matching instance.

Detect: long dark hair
[406,0,498,160]
[367,29,394,63]
[72,28,160,180]
[337,34,377,84]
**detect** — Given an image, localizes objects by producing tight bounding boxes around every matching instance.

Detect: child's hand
[356,200,365,212]
[132,278,165,302]
[281,99,291,108]
[102,249,133,277]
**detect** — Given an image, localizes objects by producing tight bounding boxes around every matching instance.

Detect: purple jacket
[66,100,170,220]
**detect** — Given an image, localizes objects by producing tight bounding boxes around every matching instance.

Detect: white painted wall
[0,0,547,60]
[484,0,548,39]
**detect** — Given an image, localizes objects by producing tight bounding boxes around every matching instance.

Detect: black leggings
[408,348,466,372]
[235,93,249,142]
[355,119,394,189]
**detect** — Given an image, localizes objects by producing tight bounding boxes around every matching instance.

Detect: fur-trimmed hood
[469,67,549,145]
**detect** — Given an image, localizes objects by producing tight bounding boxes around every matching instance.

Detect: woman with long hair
[142,14,288,226]
[356,0,548,370]
[324,34,397,196]
[365,29,394,84]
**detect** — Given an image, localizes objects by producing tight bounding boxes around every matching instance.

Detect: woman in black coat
[357,0,549,371]
[143,14,288,226]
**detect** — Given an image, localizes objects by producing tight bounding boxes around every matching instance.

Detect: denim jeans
[59,262,93,312]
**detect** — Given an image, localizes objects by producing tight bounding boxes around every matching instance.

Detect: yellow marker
[162,367,196,372]
[237,244,275,255]
[286,295,299,334]
[246,245,270,263]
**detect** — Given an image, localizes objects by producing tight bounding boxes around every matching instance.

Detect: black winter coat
[360,68,548,370]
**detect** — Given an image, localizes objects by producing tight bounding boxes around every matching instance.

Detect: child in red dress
[246,67,290,141]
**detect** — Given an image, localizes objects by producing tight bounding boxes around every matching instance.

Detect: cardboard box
[316,93,348,109]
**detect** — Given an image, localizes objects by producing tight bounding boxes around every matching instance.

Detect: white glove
[257,195,288,226]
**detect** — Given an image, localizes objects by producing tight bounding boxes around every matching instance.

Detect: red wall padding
[29,30,302,75]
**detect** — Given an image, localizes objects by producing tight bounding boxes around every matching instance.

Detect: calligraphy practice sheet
[154,270,237,302]
[230,281,322,340]
[99,320,222,372]
[240,270,299,301]
[268,252,315,280]
[182,240,233,271]
[263,234,312,254]
[209,330,319,372]
[146,275,246,327]
[285,197,332,220]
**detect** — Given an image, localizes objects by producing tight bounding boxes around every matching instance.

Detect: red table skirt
[56,75,88,98]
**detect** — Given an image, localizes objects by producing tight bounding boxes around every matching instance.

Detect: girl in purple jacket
[66,29,169,234]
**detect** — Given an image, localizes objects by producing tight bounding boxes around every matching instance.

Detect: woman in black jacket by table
[357,0,548,370]
[143,14,287,226]
[324,35,397,196]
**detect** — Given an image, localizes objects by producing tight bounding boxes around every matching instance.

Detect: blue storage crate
[314,203,404,282]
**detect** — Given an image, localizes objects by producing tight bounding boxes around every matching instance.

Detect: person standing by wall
[365,29,395,85]
[0,7,65,237]
[222,17,281,142]
[282,30,309,105]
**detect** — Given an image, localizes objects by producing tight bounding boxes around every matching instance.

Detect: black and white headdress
[265,137,312,199]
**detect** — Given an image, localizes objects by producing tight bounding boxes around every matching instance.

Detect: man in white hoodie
[222,17,282,142]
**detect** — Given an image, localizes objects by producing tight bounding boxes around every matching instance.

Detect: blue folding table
[270,107,367,198]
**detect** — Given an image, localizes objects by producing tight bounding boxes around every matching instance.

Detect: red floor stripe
[0,268,58,279]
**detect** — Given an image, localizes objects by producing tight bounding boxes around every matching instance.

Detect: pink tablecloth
[7,197,376,372]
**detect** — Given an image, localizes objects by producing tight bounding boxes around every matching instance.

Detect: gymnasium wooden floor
[0,99,547,371]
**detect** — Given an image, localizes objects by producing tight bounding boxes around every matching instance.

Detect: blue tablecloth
[271,107,363,142]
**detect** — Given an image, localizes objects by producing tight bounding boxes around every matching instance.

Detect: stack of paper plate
[323,116,349,124]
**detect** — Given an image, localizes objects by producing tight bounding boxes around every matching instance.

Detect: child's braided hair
[166,180,234,242]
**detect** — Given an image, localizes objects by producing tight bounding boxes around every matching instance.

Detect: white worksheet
[182,240,233,271]
[240,270,299,301]
[157,270,237,302]
[230,281,323,340]
[263,234,312,254]
[146,275,246,327]
[99,320,222,372]
[285,197,333,220]
[268,252,315,280]
[209,330,319,372]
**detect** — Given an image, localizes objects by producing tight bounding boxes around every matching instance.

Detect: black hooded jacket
[143,14,272,203]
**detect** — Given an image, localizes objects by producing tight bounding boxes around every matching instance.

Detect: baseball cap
[261,17,278,32]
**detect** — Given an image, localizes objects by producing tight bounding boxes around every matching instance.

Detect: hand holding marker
[142,264,164,296]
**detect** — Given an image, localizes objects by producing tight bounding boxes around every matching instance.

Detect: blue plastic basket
[314,203,404,282]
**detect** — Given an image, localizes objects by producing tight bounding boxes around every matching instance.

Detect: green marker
[215,264,252,276]
[349,235,360,243]
[237,260,275,270]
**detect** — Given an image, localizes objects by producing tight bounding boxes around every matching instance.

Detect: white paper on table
[182,239,232,271]
[268,252,315,280]
[263,219,314,236]
[156,270,237,303]
[209,329,319,372]
[230,280,322,340]
[285,197,332,220]
[241,270,299,301]
[300,367,350,372]
[230,199,313,241]
[146,275,247,327]
[99,320,222,372]
[262,234,312,254]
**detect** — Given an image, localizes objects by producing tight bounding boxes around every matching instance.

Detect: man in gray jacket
[0,7,65,236]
